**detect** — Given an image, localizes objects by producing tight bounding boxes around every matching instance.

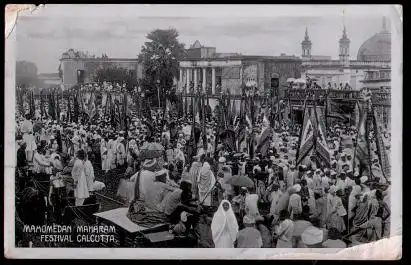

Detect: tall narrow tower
[339,26,350,66]
[301,27,312,60]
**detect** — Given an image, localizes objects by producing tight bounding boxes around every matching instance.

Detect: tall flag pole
[365,101,374,181]
[201,91,207,149]
[40,91,44,119]
[214,93,224,161]
[353,99,371,177]
[57,90,61,123]
[371,105,390,182]
[250,90,255,159]
[295,95,315,165]
[67,94,72,123]
[313,95,331,167]
[324,90,329,129]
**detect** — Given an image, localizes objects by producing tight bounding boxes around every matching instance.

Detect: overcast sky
[15,5,394,74]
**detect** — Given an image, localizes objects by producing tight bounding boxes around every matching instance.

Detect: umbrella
[286,78,296,83]
[226,175,254,188]
[140,142,165,160]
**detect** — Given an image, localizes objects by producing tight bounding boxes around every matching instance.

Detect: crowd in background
[15,82,391,248]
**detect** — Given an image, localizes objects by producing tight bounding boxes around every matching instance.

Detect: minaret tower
[301,27,312,60]
[339,26,350,66]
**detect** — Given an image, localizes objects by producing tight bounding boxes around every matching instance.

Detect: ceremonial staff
[249,85,256,159]
[201,88,207,150]
[295,94,309,166]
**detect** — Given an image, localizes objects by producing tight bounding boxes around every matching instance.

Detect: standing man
[71,150,90,206]
[21,114,36,162]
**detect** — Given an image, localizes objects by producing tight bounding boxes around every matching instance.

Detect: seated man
[161,180,199,229]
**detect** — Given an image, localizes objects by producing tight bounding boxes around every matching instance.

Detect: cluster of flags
[294,94,390,181]
[296,98,330,166]
[353,99,390,181]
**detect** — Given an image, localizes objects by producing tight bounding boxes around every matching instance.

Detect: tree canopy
[16,61,39,88]
[138,28,186,104]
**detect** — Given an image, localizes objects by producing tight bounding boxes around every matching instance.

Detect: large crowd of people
[15,83,391,248]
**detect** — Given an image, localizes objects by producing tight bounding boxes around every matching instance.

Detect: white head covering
[180,211,188,222]
[360,176,368,184]
[350,185,362,197]
[219,157,226,163]
[301,226,323,245]
[293,184,301,193]
[329,185,336,194]
[243,215,256,225]
[245,194,260,217]
[211,200,239,243]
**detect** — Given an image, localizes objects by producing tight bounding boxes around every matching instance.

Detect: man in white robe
[116,135,126,167]
[71,150,89,206]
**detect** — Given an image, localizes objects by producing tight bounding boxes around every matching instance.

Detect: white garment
[321,176,331,189]
[71,159,90,201]
[100,140,109,171]
[211,200,239,248]
[348,185,362,220]
[138,170,156,203]
[336,178,346,192]
[245,194,260,218]
[107,139,116,169]
[116,140,126,166]
[275,219,294,248]
[286,170,297,188]
[197,162,216,206]
[269,190,283,216]
[84,160,95,192]
[33,152,50,173]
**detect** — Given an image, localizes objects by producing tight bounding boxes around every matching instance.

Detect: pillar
[202,68,207,92]
[211,67,216,95]
[186,68,190,93]
[194,69,198,89]
[240,65,243,87]
[179,68,183,91]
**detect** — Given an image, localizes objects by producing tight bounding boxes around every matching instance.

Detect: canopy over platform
[94,207,167,233]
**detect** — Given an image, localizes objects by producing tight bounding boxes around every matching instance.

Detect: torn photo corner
[4,4,402,260]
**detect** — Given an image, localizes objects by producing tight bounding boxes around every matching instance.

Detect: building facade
[37,73,62,88]
[301,17,391,90]
[60,50,143,88]
[178,41,302,96]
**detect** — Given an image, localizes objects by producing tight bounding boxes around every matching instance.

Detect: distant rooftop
[60,57,138,62]
[190,40,202,48]
[181,54,300,62]
[38,73,60,79]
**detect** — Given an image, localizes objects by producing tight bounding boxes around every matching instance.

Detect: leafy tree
[16,60,39,88]
[138,28,186,106]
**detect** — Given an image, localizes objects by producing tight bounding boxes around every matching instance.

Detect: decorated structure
[301,17,391,90]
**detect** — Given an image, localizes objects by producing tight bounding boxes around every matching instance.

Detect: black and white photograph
[4,4,402,259]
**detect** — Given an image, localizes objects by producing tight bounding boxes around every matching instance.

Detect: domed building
[357,18,391,62]
[301,16,391,91]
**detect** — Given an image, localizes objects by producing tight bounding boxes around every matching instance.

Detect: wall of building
[186,49,201,59]
[200,48,216,58]
[262,60,302,88]
[61,59,141,87]
[62,60,85,87]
